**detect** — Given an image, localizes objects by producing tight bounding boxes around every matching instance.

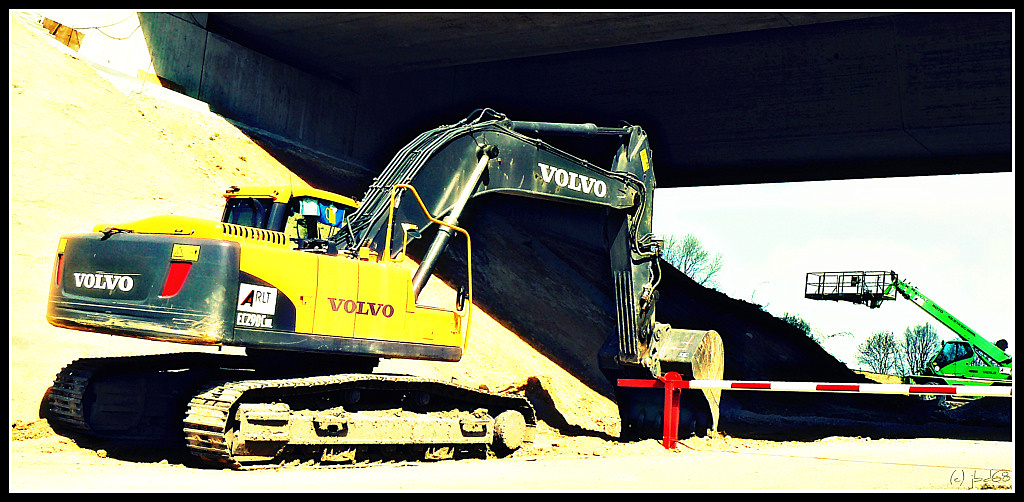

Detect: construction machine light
[55,254,65,286]
[54,238,67,286]
[160,262,192,297]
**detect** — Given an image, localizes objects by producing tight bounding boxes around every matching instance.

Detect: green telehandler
[805,271,1011,387]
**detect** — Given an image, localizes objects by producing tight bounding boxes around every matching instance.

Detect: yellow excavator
[45,109,724,467]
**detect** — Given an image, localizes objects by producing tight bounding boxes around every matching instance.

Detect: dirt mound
[415,194,952,437]
[500,376,618,440]
[9,15,1013,491]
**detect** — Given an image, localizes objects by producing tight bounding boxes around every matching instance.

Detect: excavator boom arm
[338,109,725,437]
[338,110,653,256]
[336,109,665,371]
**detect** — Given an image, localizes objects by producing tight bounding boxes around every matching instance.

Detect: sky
[652,171,1015,371]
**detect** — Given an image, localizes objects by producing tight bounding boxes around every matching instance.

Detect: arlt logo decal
[236,283,277,328]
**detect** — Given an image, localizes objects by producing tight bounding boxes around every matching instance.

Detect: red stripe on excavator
[160,261,192,297]
[56,254,65,286]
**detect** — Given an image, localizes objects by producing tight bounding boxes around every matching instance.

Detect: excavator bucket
[648,326,725,432]
[805,271,897,308]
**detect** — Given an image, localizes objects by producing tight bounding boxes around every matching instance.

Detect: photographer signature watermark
[950,469,1012,489]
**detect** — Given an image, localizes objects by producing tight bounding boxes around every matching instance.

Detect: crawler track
[183,373,536,468]
[48,353,249,443]
[47,354,535,469]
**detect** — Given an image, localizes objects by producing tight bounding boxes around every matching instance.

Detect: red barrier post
[661,372,682,449]
[617,372,690,449]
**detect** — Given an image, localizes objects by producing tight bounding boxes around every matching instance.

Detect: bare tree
[900,323,940,377]
[780,312,816,343]
[661,233,723,288]
[856,330,901,374]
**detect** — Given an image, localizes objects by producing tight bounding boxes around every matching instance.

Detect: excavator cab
[221,185,357,254]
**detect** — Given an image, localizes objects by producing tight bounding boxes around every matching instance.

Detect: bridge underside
[186,11,1011,190]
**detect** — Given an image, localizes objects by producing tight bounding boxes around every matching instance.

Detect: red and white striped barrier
[618,372,1011,450]
[619,377,1012,397]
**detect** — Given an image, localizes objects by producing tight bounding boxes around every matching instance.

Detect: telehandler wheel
[492,409,527,455]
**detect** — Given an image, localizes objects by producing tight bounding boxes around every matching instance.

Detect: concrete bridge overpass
[49,11,1013,191]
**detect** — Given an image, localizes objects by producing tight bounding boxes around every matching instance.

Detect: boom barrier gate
[618,372,1011,449]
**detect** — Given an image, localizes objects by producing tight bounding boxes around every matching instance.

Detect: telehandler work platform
[804,270,897,308]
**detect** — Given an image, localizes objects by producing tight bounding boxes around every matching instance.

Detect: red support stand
[617,371,690,449]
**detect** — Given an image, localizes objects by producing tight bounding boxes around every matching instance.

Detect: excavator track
[48,358,100,433]
[183,379,249,468]
[183,373,537,469]
[47,353,251,444]
[47,354,535,468]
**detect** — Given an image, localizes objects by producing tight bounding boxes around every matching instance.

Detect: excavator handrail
[387,183,473,351]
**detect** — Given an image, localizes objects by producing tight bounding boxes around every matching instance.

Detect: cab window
[223,197,274,228]
[934,342,973,367]
[283,197,347,241]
